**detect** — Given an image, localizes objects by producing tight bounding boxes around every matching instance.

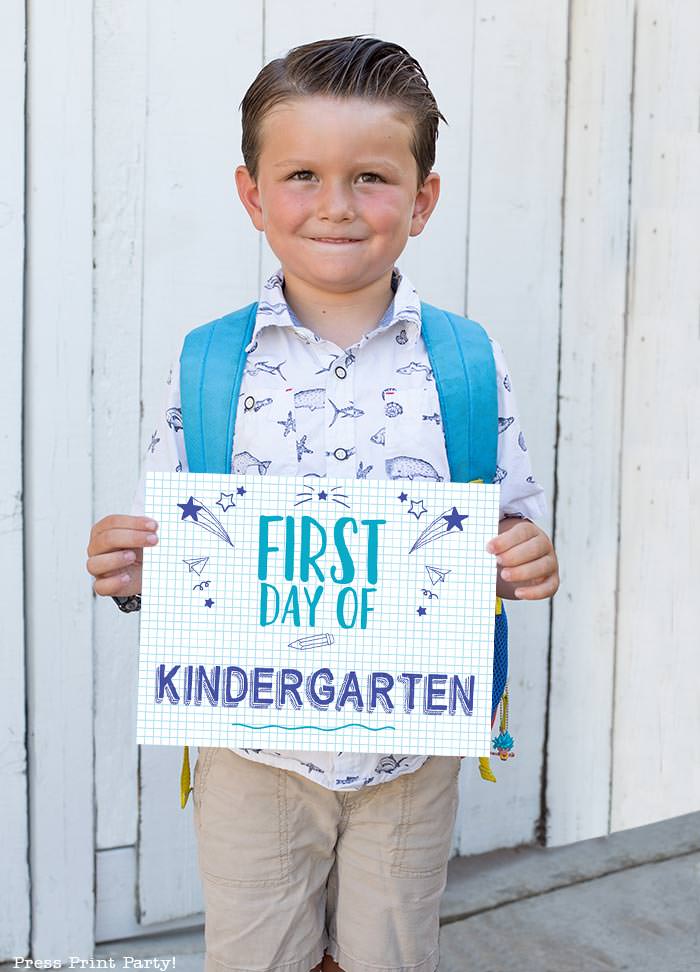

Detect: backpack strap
[419,302,497,482]
[178,302,257,808]
[180,302,259,474]
[419,303,510,781]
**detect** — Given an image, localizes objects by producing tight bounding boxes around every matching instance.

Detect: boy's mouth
[310,237,363,244]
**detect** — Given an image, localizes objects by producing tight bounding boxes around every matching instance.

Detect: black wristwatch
[112,594,142,613]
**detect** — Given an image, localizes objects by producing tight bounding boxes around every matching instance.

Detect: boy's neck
[282,268,395,349]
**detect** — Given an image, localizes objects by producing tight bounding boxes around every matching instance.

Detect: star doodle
[216,492,236,512]
[204,598,214,608]
[178,496,203,521]
[236,486,247,496]
[417,605,427,616]
[318,490,328,500]
[408,499,427,520]
[443,506,468,531]
[398,492,408,502]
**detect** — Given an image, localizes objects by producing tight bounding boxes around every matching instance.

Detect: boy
[87,35,559,972]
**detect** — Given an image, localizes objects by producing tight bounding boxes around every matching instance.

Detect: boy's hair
[239,35,447,188]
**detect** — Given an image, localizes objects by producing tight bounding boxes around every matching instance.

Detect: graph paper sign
[137,471,500,756]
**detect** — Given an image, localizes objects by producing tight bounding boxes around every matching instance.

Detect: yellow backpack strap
[180,745,192,808]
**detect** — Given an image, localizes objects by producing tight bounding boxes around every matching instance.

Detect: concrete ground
[91,811,699,972]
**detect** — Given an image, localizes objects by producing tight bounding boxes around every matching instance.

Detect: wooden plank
[96,846,203,943]
[0,0,30,959]
[24,0,94,955]
[458,0,568,853]
[547,0,635,846]
[137,0,264,924]
[93,0,147,854]
[612,1,700,831]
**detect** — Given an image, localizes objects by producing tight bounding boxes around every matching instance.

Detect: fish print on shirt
[396,361,433,381]
[329,400,364,426]
[129,263,547,794]
[245,359,287,381]
[294,388,325,412]
[252,397,273,412]
[232,451,271,475]
[385,455,444,481]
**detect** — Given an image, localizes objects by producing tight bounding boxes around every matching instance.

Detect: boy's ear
[235,165,264,232]
[409,171,440,238]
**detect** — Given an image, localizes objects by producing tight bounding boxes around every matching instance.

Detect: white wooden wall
[3,0,698,959]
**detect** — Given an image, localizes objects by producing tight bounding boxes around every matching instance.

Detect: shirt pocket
[383,385,449,483]
[231,384,298,476]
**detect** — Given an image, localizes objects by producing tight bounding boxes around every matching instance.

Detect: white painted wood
[96,846,202,943]
[23,0,94,957]
[0,0,30,959]
[612,1,700,831]
[457,0,568,853]
[93,0,148,853]
[547,0,635,847]
[137,1,264,925]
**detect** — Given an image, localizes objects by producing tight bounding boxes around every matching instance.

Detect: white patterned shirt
[129,264,547,790]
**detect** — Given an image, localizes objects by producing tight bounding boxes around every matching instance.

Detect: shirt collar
[247,264,423,351]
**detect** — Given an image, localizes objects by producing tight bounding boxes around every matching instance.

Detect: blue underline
[231,723,396,732]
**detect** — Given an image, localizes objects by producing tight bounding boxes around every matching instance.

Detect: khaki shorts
[193,747,461,972]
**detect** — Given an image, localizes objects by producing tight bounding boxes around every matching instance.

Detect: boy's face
[235,95,440,295]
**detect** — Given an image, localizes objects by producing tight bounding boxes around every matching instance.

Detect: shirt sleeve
[489,337,548,523]
[129,356,189,517]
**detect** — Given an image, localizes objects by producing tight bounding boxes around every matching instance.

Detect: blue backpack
[176,301,514,806]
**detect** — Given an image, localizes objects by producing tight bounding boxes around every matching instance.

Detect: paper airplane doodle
[183,556,209,576]
[177,496,234,547]
[425,564,451,585]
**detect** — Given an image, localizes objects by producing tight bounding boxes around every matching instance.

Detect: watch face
[114,594,142,613]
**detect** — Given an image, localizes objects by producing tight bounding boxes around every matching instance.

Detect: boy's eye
[288,170,385,184]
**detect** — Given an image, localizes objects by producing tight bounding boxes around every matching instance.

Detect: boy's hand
[486,517,559,601]
[86,515,159,597]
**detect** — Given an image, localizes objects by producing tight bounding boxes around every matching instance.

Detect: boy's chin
[282,257,393,292]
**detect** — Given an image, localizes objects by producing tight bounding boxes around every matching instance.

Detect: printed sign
[137,472,500,756]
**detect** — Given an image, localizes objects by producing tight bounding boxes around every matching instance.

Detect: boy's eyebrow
[272,158,402,173]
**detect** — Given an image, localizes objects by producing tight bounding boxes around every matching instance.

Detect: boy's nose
[315,181,356,221]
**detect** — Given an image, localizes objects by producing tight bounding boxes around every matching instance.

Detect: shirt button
[334,365,347,379]
[333,447,349,461]
[244,395,255,411]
